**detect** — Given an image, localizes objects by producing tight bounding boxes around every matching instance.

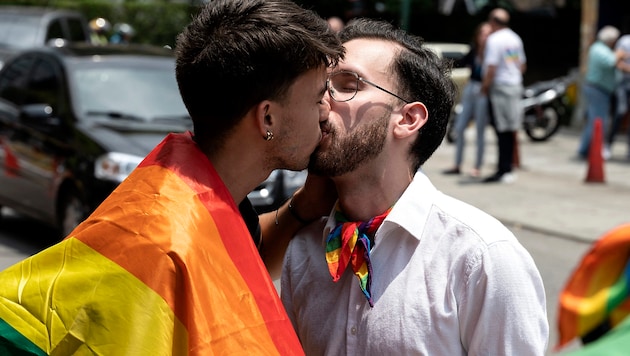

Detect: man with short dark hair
[0,0,344,354]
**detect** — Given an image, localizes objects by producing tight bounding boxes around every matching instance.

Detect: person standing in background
[577,26,630,160]
[605,33,630,160]
[443,21,492,178]
[481,7,526,183]
[89,17,111,45]
[110,23,135,44]
[327,16,345,33]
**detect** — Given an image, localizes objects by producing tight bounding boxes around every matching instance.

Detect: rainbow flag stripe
[0,132,303,355]
[557,223,630,349]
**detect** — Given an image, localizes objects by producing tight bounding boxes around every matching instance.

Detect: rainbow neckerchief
[325,204,392,307]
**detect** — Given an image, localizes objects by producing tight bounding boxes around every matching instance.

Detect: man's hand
[258,172,337,281]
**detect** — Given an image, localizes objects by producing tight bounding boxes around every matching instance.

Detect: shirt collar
[321,169,438,244]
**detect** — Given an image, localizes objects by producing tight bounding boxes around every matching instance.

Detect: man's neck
[203,133,271,206]
[334,164,413,222]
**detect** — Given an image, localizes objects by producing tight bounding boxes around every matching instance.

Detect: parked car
[248,169,308,213]
[424,42,471,100]
[0,6,91,69]
[0,44,192,237]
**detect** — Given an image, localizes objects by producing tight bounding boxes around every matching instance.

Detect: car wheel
[58,188,88,238]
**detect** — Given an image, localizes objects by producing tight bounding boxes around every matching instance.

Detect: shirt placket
[345,281,364,353]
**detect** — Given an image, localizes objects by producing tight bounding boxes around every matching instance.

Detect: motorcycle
[522,74,575,141]
[446,73,576,143]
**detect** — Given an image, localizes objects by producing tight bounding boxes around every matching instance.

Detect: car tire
[57,188,88,238]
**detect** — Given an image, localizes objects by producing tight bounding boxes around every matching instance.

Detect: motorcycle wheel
[524,105,561,142]
[445,109,458,144]
[446,122,456,143]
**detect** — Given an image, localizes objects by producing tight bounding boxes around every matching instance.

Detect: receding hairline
[490,8,510,24]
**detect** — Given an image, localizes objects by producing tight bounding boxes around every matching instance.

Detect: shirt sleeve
[458,239,549,355]
[483,36,501,67]
[281,242,298,331]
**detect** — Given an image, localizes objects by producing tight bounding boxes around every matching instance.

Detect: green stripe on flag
[0,319,46,356]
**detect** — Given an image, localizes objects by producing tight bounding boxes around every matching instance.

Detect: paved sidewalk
[423,127,630,243]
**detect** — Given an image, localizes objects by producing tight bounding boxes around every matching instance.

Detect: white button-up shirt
[281,171,548,355]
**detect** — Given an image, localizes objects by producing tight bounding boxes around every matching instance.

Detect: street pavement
[423,125,630,244]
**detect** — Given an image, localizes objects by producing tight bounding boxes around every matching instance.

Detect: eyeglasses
[327,70,411,103]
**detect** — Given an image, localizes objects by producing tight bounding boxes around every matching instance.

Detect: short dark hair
[339,18,456,171]
[175,0,344,149]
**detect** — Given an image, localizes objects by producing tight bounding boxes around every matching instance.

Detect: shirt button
[350,326,357,335]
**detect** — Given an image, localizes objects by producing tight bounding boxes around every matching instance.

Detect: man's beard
[309,111,390,177]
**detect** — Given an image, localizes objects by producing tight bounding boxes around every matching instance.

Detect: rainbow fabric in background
[557,223,630,351]
[0,133,303,355]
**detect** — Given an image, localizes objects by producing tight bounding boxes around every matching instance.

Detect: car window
[0,16,41,48]
[0,56,35,105]
[25,59,61,108]
[67,19,88,42]
[46,20,65,42]
[441,51,466,61]
[72,65,188,121]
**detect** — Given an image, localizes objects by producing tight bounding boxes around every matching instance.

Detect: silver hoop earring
[265,131,274,141]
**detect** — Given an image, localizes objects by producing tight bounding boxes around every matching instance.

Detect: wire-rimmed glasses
[327,70,411,103]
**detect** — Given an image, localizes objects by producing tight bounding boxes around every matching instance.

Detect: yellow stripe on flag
[69,164,286,354]
[0,237,187,355]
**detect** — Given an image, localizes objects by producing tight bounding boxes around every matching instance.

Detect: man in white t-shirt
[481,8,526,183]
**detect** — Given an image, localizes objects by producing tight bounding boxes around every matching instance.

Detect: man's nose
[320,96,331,121]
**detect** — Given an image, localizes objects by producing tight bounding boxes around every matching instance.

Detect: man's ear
[393,102,428,138]
[255,101,274,139]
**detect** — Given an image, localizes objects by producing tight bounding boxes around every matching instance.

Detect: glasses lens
[328,71,359,102]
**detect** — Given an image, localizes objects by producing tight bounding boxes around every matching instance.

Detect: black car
[0,44,192,237]
[248,169,307,213]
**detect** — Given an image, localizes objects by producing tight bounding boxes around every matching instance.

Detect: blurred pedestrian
[443,21,492,178]
[327,16,344,33]
[110,22,135,44]
[481,7,526,183]
[577,26,630,160]
[606,33,630,160]
[89,17,111,45]
[281,18,548,355]
[0,0,344,354]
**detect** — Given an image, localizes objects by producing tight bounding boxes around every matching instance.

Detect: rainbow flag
[0,132,303,355]
[565,315,630,355]
[557,223,630,350]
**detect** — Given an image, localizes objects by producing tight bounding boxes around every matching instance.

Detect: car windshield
[71,63,189,122]
[0,16,41,48]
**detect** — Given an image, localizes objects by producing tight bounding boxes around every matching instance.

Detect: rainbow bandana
[325,204,392,307]
[557,223,630,350]
[0,132,303,355]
